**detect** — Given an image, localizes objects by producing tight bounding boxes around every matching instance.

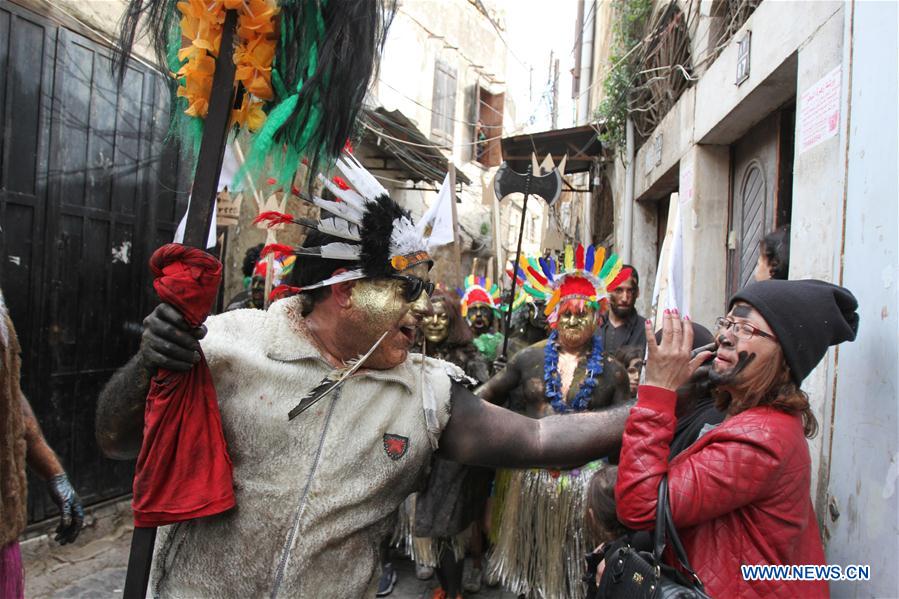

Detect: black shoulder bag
[596,476,711,599]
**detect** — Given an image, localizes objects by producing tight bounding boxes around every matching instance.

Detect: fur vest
[151,297,456,598]
[0,293,27,546]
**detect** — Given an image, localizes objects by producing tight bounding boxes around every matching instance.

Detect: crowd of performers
[0,2,850,597]
[91,151,849,599]
[1,147,854,599]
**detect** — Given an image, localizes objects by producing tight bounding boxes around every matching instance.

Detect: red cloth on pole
[132,244,235,527]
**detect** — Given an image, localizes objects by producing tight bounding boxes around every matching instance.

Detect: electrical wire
[471,0,531,70]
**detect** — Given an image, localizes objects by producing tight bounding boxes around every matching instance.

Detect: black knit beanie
[730,279,859,385]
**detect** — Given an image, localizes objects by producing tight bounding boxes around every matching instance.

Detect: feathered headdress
[514,244,633,327]
[253,151,431,289]
[458,276,500,317]
[114,0,394,186]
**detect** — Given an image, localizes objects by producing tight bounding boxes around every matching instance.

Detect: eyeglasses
[388,274,435,302]
[715,317,777,342]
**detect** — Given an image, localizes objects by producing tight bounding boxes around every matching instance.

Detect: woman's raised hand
[642,309,713,392]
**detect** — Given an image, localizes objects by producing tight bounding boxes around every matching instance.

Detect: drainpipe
[577,1,596,124]
[622,117,635,262]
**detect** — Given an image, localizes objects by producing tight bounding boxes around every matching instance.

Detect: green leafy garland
[593,0,653,151]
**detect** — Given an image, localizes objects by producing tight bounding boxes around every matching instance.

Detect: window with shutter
[431,60,456,146]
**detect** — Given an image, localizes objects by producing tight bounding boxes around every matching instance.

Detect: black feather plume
[112,0,179,85]
[266,0,397,187]
[360,194,408,277]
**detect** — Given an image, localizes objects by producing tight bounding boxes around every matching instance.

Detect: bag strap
[660,475,707,591]
[652,476,668,563]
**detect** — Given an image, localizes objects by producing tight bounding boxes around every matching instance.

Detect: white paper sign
[678,157,694,205]
[798,65,842,155]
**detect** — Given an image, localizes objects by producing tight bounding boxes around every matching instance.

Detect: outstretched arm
[95,303,205,459]
[476,351,524,405]
[440,382,632,468]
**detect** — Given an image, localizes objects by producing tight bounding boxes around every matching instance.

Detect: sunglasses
[388,274,435,302]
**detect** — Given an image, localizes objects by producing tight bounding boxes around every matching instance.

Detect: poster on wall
[798,65,842,155]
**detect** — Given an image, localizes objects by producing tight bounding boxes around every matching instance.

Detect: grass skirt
[487,462,602,599]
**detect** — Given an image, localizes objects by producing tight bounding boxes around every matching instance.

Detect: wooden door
[727,112,781,297]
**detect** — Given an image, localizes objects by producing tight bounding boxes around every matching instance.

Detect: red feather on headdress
[253,211,297,228]
[270,284,302,301]
[260,243,295,259]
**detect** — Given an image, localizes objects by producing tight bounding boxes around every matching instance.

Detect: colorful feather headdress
[514,244,633,327]
[459,276,500,317]
[115,0,394,186]
[253,151,431,290]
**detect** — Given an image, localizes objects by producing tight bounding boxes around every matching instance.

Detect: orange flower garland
[174,0,278,131]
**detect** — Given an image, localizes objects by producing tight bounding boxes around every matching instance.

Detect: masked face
[343,263,431,370]
[556,303,597,351]
[250,276,266,309]
[529,301,549,331]
[422,299,450,345]
[467,305,494,335]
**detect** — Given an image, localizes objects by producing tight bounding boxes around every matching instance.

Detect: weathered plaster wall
[821,3,898,595]
[787,5,846,499]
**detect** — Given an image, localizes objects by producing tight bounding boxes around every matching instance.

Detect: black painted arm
[440,382,633,468]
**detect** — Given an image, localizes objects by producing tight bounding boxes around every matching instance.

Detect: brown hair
[429,289,473,346]
[585,466,627,543]
[714,345,818,438]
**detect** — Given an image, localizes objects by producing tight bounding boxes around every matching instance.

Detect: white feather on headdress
[335,153,389,200]
[317,217,361,241]
[295,242,361,261]
[389,215,428,258]
[319,175,368,214]
[311,196,364,225]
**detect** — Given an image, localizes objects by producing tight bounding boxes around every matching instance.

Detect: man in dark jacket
[600,265,646,353]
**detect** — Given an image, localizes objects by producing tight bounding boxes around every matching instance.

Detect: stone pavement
[22,498,516,599]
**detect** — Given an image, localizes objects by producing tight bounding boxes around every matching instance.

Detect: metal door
[0,1,188,522]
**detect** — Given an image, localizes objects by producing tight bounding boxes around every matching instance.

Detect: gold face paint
[422,299,450,344]
[557,306,596,350]
[343,263,431,369]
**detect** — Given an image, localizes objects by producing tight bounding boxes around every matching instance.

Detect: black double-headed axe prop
[122,10,238,599]
[492,156,563,361]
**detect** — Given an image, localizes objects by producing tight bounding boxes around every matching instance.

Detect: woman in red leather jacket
[616,279,858,598]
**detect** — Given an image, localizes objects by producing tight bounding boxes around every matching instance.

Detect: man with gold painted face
[478,245,631,599]
[96,156,631,598]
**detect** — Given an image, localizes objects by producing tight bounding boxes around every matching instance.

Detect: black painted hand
[47,473,84,545]
[138,303,207,373]
[643,310,712,392]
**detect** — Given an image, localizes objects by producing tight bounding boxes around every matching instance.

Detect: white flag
[650,191,691,322]
[173,146,240,248]
[418,173,456,250]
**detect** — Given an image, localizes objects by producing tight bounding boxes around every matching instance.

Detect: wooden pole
[500,165,532,360]
[447,161,462,288]
[123,9,238,599]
